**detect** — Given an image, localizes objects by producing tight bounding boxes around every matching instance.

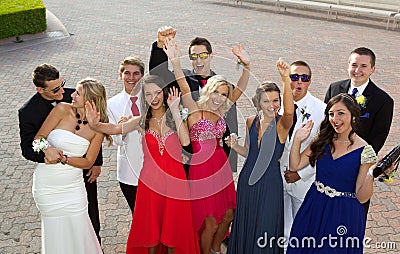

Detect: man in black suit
[149,26,239,174]
[18,63,103,245]
[324,47,394,220]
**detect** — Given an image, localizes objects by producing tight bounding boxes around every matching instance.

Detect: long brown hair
[309,93,360,166]
[138,75,176,131]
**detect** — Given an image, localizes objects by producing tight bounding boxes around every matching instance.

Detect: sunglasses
[44,79,66,94]
[289,74,311,82]
[189,52,209,60]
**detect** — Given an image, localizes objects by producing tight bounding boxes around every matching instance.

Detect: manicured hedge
[0,0,46,39]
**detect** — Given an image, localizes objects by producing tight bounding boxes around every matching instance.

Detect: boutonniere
[300,106,311,122]
[179,105,189,121]
[356,95,367,108]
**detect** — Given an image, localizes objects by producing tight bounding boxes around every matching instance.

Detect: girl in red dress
[86,75,200,254]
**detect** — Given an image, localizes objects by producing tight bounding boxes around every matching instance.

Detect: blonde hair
[79,77,113,146]
[197,75,233,114]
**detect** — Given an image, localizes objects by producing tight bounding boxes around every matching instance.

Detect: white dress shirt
[107,90,144,186]
[280,91,326,199]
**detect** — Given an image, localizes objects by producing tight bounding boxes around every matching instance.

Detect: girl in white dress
[32,77,112,254]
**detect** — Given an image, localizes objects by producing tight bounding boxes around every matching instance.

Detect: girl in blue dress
[227,59,294,254]
[287,93,378,254]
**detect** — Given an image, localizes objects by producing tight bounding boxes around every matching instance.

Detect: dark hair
[138,75,175,131]
[350,47,376,67]
[119,56,145,75]
[32,63,60,88]
[309,93,360,166]
[188,37,212,55]
[252,82,281,111]
[290,60,312,77]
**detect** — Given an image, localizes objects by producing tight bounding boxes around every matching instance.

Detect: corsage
[180,105,189,121]
[32,137,49,153]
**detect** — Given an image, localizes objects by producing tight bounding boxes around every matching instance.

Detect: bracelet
[32,137,49,153]
[61,154,69,165]
[367,168,374,178]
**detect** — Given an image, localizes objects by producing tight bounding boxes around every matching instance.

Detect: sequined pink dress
[188,113,237,236]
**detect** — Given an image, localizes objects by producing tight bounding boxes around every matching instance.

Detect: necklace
[334,138,350,143]
[75,113,88,131]
[152,116,162,128]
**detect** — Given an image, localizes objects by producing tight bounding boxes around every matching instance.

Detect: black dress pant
[83,169,101,245]
[119,181,138,213]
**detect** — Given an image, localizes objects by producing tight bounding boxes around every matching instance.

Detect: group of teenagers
[18,26,394,254]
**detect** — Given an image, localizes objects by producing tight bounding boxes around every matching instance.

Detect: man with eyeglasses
[18,63,103,246]
[149,26,239,175]
[279,61,326,250]
[324,47,394,222]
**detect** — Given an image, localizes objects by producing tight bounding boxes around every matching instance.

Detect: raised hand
[232,44,250,67]
[163,38,181,63]
[157,26,176,48]
[294,119,314,142]
[167,87,181,111]
[85,101,100,128]
[276,58,290,77]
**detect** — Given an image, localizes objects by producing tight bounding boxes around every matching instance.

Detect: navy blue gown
[228,116,284,254]
[287,145,375,254]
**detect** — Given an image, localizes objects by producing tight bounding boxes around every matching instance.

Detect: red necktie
[130,97,140,116]
[200,79,207,88]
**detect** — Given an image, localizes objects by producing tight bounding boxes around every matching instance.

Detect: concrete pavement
[0,0,399,253]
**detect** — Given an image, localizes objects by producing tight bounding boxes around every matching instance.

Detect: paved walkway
[0,0,399,253]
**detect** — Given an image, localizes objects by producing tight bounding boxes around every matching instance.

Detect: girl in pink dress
[164,38,250,254]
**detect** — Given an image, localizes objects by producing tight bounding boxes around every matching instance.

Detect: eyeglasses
[44,79,66,94]
[189,52,209,60]
[289,74,311,82]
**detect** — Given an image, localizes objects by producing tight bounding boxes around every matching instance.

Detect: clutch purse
[373,145,400,178]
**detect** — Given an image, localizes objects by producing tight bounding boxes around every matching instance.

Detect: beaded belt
[314,181,356,198]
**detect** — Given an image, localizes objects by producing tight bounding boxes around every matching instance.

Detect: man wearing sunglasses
[149,26,239,175]
[280,61,326,248]
[18,63,103,246]
[324,47,394,222]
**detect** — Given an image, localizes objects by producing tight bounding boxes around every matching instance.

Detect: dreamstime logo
[256,225,375,249]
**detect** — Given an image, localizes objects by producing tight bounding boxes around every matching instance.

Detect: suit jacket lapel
[339,80,351,94]
[362,80,375,98]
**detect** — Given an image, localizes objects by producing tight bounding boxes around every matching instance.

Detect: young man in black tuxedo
[324,47,394,221]
[18,63,103,245]
[149,26,239,174]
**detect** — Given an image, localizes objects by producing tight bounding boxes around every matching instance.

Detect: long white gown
[32,129,102,254]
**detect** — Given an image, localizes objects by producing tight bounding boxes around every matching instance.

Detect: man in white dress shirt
[107,56,145,212]
[280,61,326,249]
